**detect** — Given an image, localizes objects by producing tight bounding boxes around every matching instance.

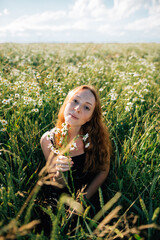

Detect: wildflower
[38,99,43,106]
[85,143,90,148]
[127,102,133,107]
[83,133,89,142]
[54,149,60,155]
[110,93,118,101]
[70,142,77,151]
[15,93,20,98]
[36,74,41,79]
[0,128,6,132]
[31,108,39,112]
[62,122,68,130]
[99,88,103,92]
[125,106,130,112]
[61,128,67,136]
[46,132,54,141]
[53,127,60,134]
[0,120,8,126]
[48,143,53,149]
[59,137,63,145]
[2,99,8,104]
[132,97,138,102]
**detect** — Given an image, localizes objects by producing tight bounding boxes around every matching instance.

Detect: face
[64,89,96,129]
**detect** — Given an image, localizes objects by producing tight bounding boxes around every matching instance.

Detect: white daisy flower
[0,128,6,132]
[15,93,20,98]
[2,99,8,104]
[0,120,8,126]
[85,143,90,148]
[62,122,68,130]
[54,149,60,154]
[70,142,77,151]
[48,143,53,149]
[53,127,60,134]
[46,132,54,141]
[83,133,89,142]
[61,128,67,136]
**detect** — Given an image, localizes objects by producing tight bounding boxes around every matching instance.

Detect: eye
[73,98,78,103]
[84,105,90,111]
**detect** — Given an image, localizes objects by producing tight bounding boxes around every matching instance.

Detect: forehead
[73,89,96,104]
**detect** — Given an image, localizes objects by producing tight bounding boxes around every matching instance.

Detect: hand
[56,155,74,172]
[47,155,73,186]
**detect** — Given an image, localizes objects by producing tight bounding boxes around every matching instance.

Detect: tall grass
[0,43,160,239]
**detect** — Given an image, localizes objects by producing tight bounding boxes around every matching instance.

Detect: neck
[68,126,81,141]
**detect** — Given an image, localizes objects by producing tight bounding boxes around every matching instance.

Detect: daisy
[2,99,8,104]
[46,132,54,141]
[85,143,90,148]
[70,142,77,151]
[83,133,89,142]
[54,149,60,155]
[53,127,60,134]
[0,120,8,126]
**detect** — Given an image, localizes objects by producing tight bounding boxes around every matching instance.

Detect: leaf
[139,197,149,221]
[152,207,160,222]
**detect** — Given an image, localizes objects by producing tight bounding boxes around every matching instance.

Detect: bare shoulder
[40,129,55,146]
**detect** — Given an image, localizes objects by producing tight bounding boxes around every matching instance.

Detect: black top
[50,137,98,194]
[68,153,98,194]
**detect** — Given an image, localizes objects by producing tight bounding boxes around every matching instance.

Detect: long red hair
[56,85,112,172]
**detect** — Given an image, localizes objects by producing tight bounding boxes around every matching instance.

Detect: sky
[0,0,160,43]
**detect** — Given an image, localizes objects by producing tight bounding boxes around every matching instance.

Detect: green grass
[0,43,160,239]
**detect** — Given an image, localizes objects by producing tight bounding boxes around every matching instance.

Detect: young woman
[41,84,111,197]
[39,85,112,234]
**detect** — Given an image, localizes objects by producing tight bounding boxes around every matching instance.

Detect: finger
[55,171,59,177]
[56,166,70,171]
[48,167,57,173]
[56,163,73,168]
[56,166,71,171]
[56,162,73,169]
[57,156,72,163]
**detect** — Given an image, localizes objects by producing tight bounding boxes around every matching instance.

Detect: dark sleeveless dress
[68,153,98,194]
[36,153,101,236]
[39,153,99,206]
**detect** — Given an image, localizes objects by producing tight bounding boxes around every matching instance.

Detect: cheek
[64,103,70,117]
[83,112,93,123]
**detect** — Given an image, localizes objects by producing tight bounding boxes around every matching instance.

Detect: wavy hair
[55,85,112,173]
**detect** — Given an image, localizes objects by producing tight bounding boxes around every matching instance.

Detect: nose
[74,104,81,112]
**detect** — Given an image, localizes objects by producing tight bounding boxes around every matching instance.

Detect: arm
[40,132,73,186]
[40,131,53,161]
[85,169,109,200]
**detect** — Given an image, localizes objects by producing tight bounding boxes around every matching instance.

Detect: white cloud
[3,9,9,15]
[98,24,125,36]
[68,0,107,18]
[110,0,144,20]
[0,10,66,34]
[0,0,159,42]
[0,8,9,16]
[125,14,160,31]
[125,0,160,31]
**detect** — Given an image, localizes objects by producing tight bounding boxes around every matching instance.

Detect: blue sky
[0,0,160,43]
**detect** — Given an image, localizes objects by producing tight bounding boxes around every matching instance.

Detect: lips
[69,113,79,119]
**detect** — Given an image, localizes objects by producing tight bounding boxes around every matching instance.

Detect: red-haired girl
[41,85,111,198]
[39,85,112,234]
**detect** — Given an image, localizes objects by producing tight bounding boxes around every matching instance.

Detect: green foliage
[0,43,160,239]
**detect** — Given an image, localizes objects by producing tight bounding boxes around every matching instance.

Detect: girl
[39,85,112,234]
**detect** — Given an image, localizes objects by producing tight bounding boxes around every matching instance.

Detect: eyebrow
[75,95,93,106]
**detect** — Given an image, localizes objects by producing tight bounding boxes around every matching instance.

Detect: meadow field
[0,43,160,239]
